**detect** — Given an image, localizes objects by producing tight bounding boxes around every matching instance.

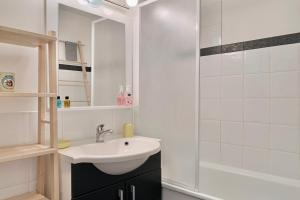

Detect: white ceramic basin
[59,137,161,175]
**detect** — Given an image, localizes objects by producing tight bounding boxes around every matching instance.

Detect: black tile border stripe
[201,32,300,56]
[59,64,91,72]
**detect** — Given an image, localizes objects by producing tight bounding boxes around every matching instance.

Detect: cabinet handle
[118,189,124,200]
[131,185,136,200]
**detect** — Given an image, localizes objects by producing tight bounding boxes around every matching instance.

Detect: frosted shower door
[136,0,198,188]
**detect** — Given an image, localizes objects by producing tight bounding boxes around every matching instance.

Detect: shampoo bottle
[117,85,125,105]
[64,96,71,108]
[56,96,62,108]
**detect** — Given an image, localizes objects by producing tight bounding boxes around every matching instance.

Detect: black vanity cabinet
[73,183,125,200]
[72,152,161,200]
[126,170,161,200]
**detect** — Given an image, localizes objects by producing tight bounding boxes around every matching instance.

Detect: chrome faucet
[96,124,113,143]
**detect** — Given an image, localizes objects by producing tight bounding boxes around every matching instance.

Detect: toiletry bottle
[117,85,125,105]
[123,122,134,138]
[64,96,71,108]
[125,85,133,106]
[56,96,62,108]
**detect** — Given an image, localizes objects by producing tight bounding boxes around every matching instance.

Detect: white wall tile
[271,71,300,98]
[244,74,269,98]
[200,99,220,120]
[270,44,300,72]
[244,123,269,148]
[200,142,220,163]
[271,125,299,153]
[221,75,243,98]
[271,151,300,179]
[221,144,242,167]
[0,183,30,200]
[200,77,220,98]
[201,25,222,48]
[244,99,269,123]
[201,0,222,28]
[200,54,221,77]
[0,113,30,146]
[112,109,133,136]
[271,99,299,125]
[62,111,95,140]
[221,121,243,145]
[200,120,221,142]
[221,99,243,121]
[221,52,243,75]
[0,160,30,189]
[244,48,270,74]
[243,147,270,173]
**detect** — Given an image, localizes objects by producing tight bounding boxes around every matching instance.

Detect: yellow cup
[123,123,134,138]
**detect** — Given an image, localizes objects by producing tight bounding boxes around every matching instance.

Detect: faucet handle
[97,124,105,132]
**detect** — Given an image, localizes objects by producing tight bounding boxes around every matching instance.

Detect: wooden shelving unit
[0,26,59,200]
[0,144,56,163]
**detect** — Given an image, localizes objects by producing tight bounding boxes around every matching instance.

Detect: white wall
[222,0,300,45]
[201,0,300,48]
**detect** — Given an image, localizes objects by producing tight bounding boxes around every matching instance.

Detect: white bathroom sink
[59,137,161,175]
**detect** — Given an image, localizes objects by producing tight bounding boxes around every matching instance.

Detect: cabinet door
[73,183,125,200]
[126,170,162,200]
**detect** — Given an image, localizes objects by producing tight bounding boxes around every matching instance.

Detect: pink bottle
[117,85,125,105]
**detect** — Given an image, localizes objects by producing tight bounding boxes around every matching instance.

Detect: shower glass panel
[137,0,198,188]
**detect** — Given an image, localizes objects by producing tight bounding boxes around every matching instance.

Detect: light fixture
[126,0,138,7]
[78,0,103,7]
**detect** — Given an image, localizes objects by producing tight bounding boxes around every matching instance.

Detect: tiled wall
[199,43,300,180]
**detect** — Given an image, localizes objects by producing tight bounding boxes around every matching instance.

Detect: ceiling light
[126,0,138,7]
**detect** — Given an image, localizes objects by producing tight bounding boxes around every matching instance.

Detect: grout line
[267,47,272,172]
[241,49,246,169]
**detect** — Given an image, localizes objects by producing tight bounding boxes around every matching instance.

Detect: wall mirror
[57,2,132,108]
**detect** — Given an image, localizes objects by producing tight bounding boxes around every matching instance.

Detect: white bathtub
[199,161,300,200]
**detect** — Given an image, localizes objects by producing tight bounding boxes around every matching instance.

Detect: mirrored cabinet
[58,4,132,109]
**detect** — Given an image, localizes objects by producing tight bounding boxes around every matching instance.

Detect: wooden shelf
[0,144,56,164]
[6,192,49,200]
[0,92,56,97]
[0,25,59,198]
[0,26,56,47]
